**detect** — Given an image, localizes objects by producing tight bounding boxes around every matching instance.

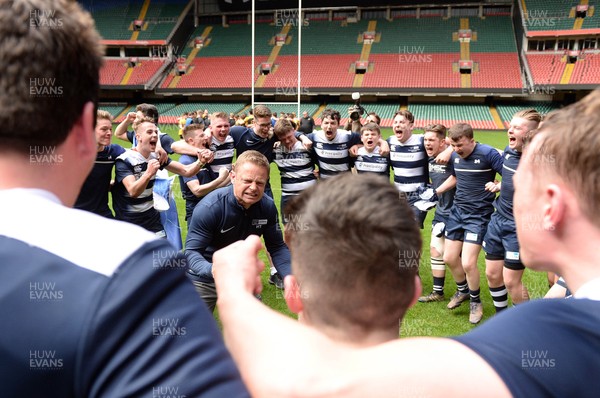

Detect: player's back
[0,189,248,397]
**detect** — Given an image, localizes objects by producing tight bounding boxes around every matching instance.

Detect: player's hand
[272,141,281,149]
[157,147,168,164]
[435,146,452,165]
[146,159,160,177]
[299,135,312,150]
[379,139,390,157]
[485,181,501,192]
[218,167,230,179]
[213,235,265,298]
[199,149,214,164]
[125,112,137,124]
[349,144,360,157]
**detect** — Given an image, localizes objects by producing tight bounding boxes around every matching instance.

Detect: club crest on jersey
[316,143,323,149]
[474,159,481,164]
[454,158,459,163]
[134,165,143,173]
[390,145,396,151]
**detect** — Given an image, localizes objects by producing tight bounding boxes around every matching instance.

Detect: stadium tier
[526,53,566,85]
[100,58,168,87]
[408,103,498,130]
[495,102,560,128]
[470,53,522,88]
[160,103,248,123]
[571,52,600,84]
[98,104,129,119]
[373,18,459,54]
[469,16,517,53]
[362,54,461,89]
[522,0,597,31]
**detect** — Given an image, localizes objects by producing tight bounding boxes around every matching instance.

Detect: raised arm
[120,158,159,198]
[114,112,136,141]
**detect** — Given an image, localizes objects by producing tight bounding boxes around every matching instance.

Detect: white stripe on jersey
[0,189,156,277]
[393,166,424,177]
[454,168,493,173]
[320,163,349,173]
[503,164,517,173]
[395,182,422,192]
[283,179,317,193]
[213,148,234,160]
[274,157,311,168]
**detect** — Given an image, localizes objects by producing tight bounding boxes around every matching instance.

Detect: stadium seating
[470,53,523,88]
[469,17,517,53]
[408,103,498,130]
[495,102,560,127]
[526,53,566,85]
[362,54,461,88]
[570,52,600,84]
[522,0,579,31]
[159,102,247,123]
[136,1,188,41]
[373,18,459,54]
[99,59,129,85]
[126,59,168,86]
[98,104,128,119]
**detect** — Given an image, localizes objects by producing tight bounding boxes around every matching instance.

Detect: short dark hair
[183,123,205,140]
[0,0,104,154]
[360,122,381,136]
[136,103,159,124]
[274,118,295,138]
[448,123,474,141]
[320,108,341,123]
[367,112,381,125]
[424,124,447,140]
[393,110,414,124]
[285,173,421,335]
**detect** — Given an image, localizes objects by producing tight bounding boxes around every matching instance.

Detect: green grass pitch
[112,125,549,337]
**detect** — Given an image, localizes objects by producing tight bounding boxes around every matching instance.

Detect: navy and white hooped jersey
[451,143,504,214]
[388,134,428,192]
[113,150,171,231]
[429,157,456,224]
[272,141,317,196]
[355,146,390,178]
[185,185,291,283]
[209,135,235,173]
[179,154,218,220]
[307,129,361,179]
[0,189,249,397]
[75,144,125,217]
[494,146,521,220]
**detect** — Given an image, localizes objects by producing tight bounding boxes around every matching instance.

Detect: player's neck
[308,317,398,347]
[0,150,84,207]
